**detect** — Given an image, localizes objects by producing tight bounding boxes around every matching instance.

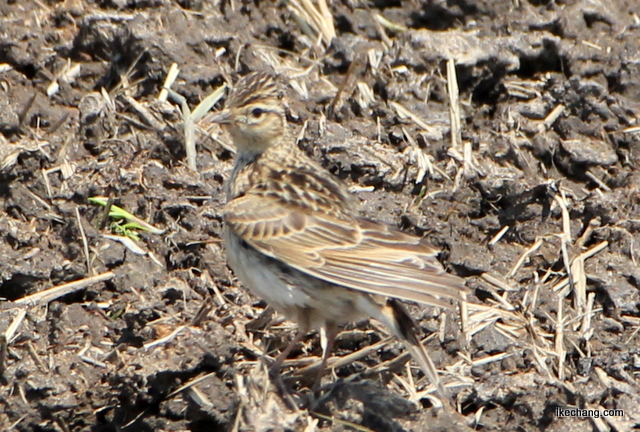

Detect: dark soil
[1,0,640,431]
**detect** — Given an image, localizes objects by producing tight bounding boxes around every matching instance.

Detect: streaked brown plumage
[212,71,467,399]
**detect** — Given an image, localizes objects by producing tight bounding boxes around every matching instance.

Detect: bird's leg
[271,329,305,371]
[312,324,338,392]
[268,327,307,407]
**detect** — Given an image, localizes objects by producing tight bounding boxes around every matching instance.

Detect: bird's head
[211,72,286,155]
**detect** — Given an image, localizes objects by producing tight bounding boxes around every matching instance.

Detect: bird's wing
[224,193,466,308]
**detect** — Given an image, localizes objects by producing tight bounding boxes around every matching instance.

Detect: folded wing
[224,193,466,308]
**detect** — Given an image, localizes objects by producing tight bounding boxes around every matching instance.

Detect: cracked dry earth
[1,0,640,431]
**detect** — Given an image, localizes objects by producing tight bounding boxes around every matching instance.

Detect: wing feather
[224,194,466,308]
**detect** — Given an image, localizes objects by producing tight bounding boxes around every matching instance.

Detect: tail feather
[386,299,450,400]
[402,334,449,399]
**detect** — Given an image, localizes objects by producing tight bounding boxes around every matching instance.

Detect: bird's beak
[210,109,233,125]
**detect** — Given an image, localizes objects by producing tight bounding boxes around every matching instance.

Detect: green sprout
[89,196,165,240]
[109,220,144,241]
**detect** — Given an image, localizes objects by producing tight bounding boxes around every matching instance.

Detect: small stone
[603,317,624,333]
[559,137,618,166]
[577,357,593,376]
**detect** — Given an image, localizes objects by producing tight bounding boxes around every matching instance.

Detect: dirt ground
[1,0,640,430]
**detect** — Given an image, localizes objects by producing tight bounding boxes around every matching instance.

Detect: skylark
[212,71,467,399]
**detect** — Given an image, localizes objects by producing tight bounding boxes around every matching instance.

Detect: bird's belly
[224,226,309,309]
[224,226,368,328]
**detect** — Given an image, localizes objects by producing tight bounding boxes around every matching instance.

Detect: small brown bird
[212,71,467,399]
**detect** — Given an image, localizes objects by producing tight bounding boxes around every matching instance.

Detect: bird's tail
[385,299,450,401]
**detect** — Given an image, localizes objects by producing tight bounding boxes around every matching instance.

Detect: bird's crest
[226,72,281,108]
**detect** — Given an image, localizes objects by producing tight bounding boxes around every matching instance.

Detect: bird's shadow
[310,380,418,432]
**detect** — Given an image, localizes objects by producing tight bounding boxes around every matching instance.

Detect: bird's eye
[251,108,265,118]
